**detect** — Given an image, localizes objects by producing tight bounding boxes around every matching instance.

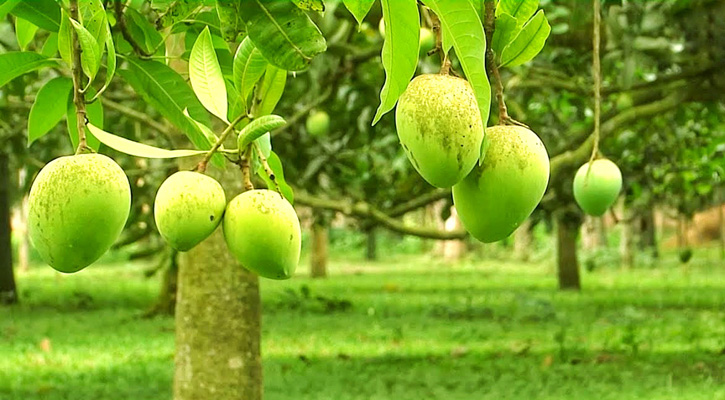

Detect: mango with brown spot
[395,74,483,188]
[27,154,131,273]
[223,189,301,280]
[453,126,549,243]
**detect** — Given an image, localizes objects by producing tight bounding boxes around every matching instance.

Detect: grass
[1,250,725,400]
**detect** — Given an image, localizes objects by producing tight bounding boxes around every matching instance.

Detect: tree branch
[386,188,452,218]
[295,191,467,240]
[103,98,173,137]
[69,0,88,154]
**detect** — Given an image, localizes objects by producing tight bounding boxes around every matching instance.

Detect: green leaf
[215,0,246,42]
[255,133,271,158]
[423,0,491,160]
[240,0,327,71]
[80,0,108,45]
[292,0,324,12]
[441,23,454,55]
[255,65,287,117]
[124,6,163,54]
[28,77,73,146]
[257,151,294,204]
[233,37,268,104]
[66,89,103,151]
[189,27,228,122]
[372,0,419,125]
[157,0,201,29]
[0,52,57,88]
[342,0,374,26]
[70,19,102,81]
[58,10,72,66]
[87,123,208,158]
[499,10,550,68]
[10,0,60,32]
[237,115,286,149]
[492,13,519,57]
[15,17,38,51]
[118,57,214,156]
[496,0,538,27]
[41,32,59,57]
[0,0,21,21]
[226,79,244,121]
[98,21,117,97]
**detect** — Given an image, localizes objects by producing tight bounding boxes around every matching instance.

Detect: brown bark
[11,196,29,272]
[145,249,178,317]
[556,210,581,291]
[310,215,328,278]
[638,206,658,258]
[0,153,17,305]
[442,207,466,260]
[514,219,532,262]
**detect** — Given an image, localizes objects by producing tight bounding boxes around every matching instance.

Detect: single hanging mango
[572,158,622,216]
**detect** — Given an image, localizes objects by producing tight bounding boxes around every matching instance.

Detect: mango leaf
[28,77,73,146]
[500,10,550,68]
[423,0,491,160]
[492,13,519,57]
[255,133,271,157]
[257,151,294,204]
[41,32,58,57]
[292,0,324,12]
[441,23,454,55]
[190,26,228,122]
[0,0,21,21]
[255,65,287,117]
[15,17,38,51]
[233,37,268,104]
[372,0,419,125]
[118,57,215,157]
[58,10,72,65]
[70,19,102,81]
[80,0,108,46]
[87,123,208,158]
[157,0,201,29]
[66,89,103,151]
[342,0,374,26]
[496,0,538,27]
[10,0,60,32]
[215,0,246,42]
[124,6,163,54]
[182,108,225,168]
[0,52,57,87]
[226,79,245,122]
[237,115,286,149]
[97,21,117,97]
[240,0,326,71]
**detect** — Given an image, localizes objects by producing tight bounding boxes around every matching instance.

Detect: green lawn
[1,252,724,400]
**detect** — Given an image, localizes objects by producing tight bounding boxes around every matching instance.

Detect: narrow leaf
[240,0,326,71]
[28,77,73,146]
[70,19,102,81]
[190,26,228,122]
[257,151,294,204]
[182,107,226,168]
[124,6,163,54]
[157,0,201,29]
[215,0,246,42]
[500,10,551,68]
[0,0,21,21]
[496,0,538,27]
[372,0,419,125]
[10,0,60,32]
[58,10,72,66]
[492,13,519,57]
[88,123,208,158]
[118,57,214,155]
[0,52,57,88]
[423,0,491,159]
[255,65,287,117]
[342,0,375,26]
[233,37,268,103]
[15,17,38,51]
[80,0,108,46]
[66,89,103,151]
[41,32,59,57]
[97,21,117,96]
[238,115,286,149]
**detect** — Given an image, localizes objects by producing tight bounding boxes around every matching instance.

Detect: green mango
[223,189,301,280]
[453,126,549,243]
[395,74,483,188]
[573,158,622,216]
[27,154,131,273]
[305,110,330,137]
[154,171,226,251]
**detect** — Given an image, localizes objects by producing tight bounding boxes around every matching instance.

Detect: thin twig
[69,0,89,154]
[195,113,249,173]
[588,0,602,168]
[240,146,254,191]
[253,143,282,196]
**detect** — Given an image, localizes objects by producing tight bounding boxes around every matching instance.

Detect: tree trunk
[638,206,658,258]
[310,214,328,278]
[16,196,29,272]
[514,218,532,262]
[365,226,377,260]
[619,201,634,269]
[556,210,581,291]
[0,153,17,305]
[442,207,466,260]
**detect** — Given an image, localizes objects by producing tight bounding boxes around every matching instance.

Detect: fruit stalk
[588,0,602,167]
[196,113,248,173]
[69,0,88,154]
[253,143,282,196]
[240,146,254,191]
